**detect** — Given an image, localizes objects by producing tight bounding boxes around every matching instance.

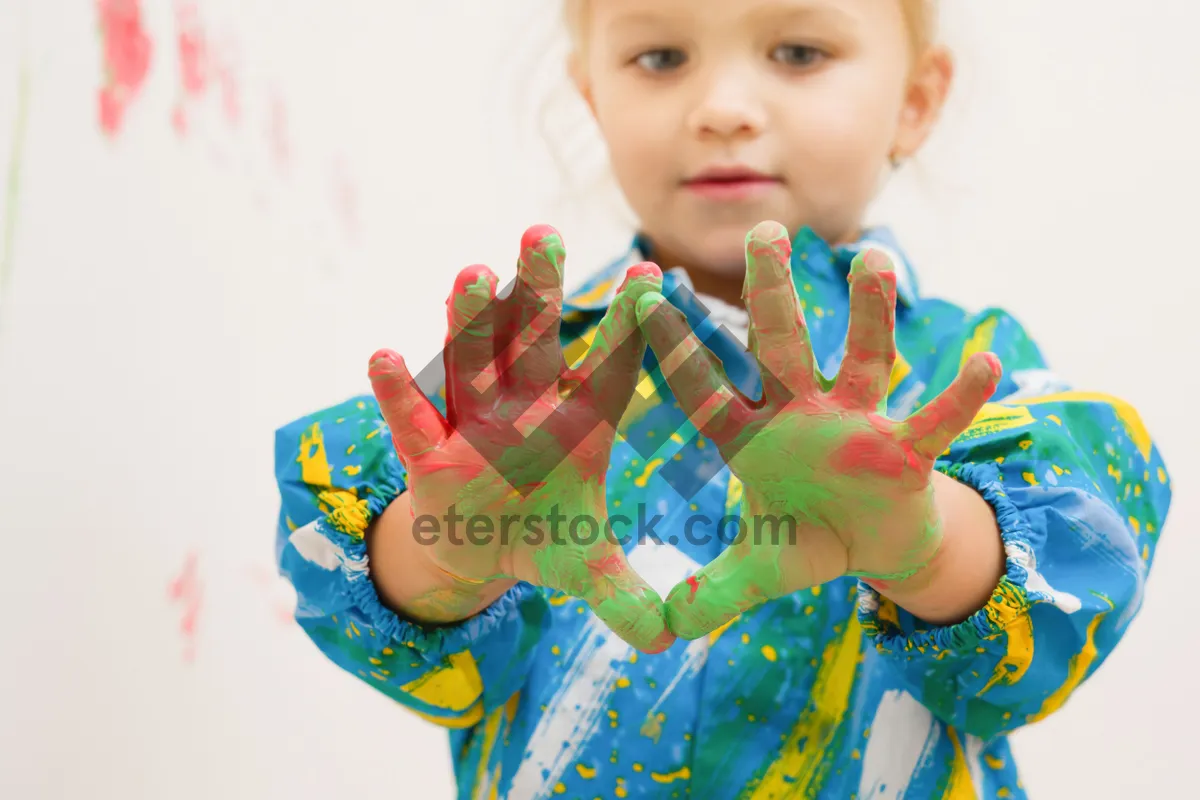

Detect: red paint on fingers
[686,575,700,603]
[367,350,420,410]
[617,262,662,293]
[588,553,627,577]
[860,248,892,272]
[520,224,561,252]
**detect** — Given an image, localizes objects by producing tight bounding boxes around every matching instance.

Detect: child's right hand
[366,225,676,654]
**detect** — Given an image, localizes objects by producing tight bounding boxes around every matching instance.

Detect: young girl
[274,0,1172,797]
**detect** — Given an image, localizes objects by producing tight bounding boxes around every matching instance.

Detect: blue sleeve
[858,308,1172,740]
[274,394,550,728]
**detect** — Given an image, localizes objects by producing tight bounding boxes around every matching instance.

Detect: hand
[634,220,1002,639]
[367,225,676,653]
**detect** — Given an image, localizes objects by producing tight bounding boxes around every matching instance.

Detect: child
[273,0,1172,797]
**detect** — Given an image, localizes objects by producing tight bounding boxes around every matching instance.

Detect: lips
[682,166,781,200]
[686,166,777,184]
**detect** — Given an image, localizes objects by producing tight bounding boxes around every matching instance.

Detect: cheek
[596,102,678,197]
[777,81,898,196]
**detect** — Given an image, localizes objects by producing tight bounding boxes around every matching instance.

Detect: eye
[633,48,687,72]
[771,44,825,68]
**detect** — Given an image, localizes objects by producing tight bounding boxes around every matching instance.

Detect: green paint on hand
[370,225,677,653]
[639,220,1003,639]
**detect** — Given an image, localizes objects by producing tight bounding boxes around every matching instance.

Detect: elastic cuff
[857,461,1038,657]
[340,455,536,663]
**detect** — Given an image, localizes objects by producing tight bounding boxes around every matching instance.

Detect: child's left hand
[635,221,1002,639]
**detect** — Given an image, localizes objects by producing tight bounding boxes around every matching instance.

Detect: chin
[694,224,769,275]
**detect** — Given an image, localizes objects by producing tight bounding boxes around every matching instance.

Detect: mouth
[682,166,782,200]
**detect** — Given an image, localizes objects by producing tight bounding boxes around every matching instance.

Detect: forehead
[589,0,889,34]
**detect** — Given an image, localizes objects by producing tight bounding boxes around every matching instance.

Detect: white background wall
[0,1,1196,797]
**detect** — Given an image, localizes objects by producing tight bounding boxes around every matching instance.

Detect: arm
[858,308,1172,739]
[275,394,549,728]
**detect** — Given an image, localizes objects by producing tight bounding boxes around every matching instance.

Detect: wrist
[368,492,514,624]
[867,471,1005,626]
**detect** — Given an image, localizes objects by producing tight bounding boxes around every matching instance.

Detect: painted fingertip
[634,291,667,324]
[746,220,791,253]
[520,223,561,252]
[852,248,893,276]
[451,264,498,299]
[973,351,1004,384]
[367,348,404,379]
[618,261,664,292]
[642,628,677,655]
[982,352,1003,378]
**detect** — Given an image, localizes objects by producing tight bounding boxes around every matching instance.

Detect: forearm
[871,470,1005,626]
[367,492,519,625]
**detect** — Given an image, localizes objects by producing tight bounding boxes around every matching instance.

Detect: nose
[687,66,768,140]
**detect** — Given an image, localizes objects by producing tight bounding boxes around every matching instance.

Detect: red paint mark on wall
[172,2,241,135]
[167,552,203,663]
[247,565,297,627]
[215,40,241,126]
[96,0,153,136]
[268,91,290,170]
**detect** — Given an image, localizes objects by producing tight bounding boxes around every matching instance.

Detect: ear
[568,51,596,116]
[891,46,954,161]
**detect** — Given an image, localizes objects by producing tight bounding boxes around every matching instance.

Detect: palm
[369,225,675,652]
[637,221,1001,639]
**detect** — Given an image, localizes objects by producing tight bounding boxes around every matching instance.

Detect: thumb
[533,542,676,654]
[664,546,776,640]
[368,349,450,462]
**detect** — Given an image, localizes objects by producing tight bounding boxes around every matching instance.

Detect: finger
[444,265,499,423]
[533,543,676,654]
[368,349,450,462]
[498,225,567,396]
[902,352,1003,459]
[567,262,663,430]
[742,220,817,395]
[635,291,750,445]
[663,546,779,640]
[832,249,898,411]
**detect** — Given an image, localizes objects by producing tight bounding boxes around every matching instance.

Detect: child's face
[573,0,951,278]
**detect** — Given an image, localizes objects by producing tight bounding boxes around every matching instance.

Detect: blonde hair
[564,0,939,62]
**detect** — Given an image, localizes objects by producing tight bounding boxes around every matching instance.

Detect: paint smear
[1,62,31,322]
[247,564,297,626]
[172,2,240,135]
[268,91,290,170]
[167,551,203,662]
[96,0,153,136]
